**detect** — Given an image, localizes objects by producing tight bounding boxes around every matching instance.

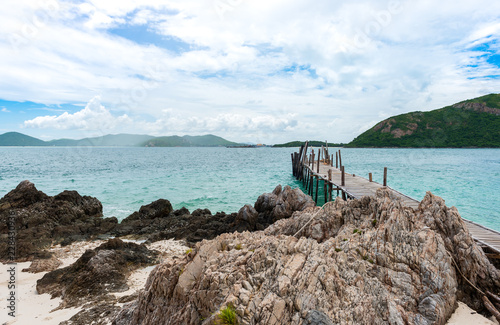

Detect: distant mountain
[273,140,345,148]
[143,134,240,147]
[346,94,500,148]
[48,134,155,147]
[0,132,240,147]
[0,132,46,146]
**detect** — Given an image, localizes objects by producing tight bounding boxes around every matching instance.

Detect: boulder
[254,185,315,224]
[234,204,259,232]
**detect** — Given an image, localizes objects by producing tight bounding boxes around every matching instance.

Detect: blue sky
[0,0,499,143]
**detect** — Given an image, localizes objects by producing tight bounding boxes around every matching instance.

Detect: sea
[0,147,498,231]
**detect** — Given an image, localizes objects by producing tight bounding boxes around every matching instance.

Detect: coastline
[2,240,498,325]
[1,181,500,324]
[0,239,189,324]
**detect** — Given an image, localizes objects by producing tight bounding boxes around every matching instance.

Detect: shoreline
[2,239,498,325]
[0,239,189,324]
[1,181,500,324]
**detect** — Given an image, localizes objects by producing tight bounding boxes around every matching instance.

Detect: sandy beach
[0,239,188,325]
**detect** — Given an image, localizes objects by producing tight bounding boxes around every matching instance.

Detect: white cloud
[1,107,10,112]
[2,0,500,142]
[23,96,131,130]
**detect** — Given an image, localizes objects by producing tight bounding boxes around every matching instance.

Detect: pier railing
[291,141,500,256]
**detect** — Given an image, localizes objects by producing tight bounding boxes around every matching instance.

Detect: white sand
[0,239,189,325]
[447,302,499,325]
[0,262,82,325]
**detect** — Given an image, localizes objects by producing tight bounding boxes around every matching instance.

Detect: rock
[60,303,122,325]
[124,199,173,222]
[235,204,259,231]
[114,201,237,243]
[114,189,499,325]
[0,181,118,262]
[36,238,159,308]
[114,185,313,244]
[254,185,316,224]
[22,256,62,273]
[305,310,335,325]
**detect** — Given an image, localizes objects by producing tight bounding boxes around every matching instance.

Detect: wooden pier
[291,141,500,256]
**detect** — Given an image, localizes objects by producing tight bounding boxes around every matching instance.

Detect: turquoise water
[0,147,498,231]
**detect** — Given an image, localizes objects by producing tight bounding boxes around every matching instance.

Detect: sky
[0,0,499,144]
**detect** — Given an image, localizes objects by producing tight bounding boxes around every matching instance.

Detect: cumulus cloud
[140,111,298,135]
[2,0,500,142]
[1,107,10,112]
[23,96,131,130]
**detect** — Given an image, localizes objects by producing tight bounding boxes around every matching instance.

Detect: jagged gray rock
[254,184,316,224]
[37,238,159,308]
[0,180,117,261]
[114,189,500,325]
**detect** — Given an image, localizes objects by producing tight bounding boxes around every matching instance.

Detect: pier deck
[291,143,500,255]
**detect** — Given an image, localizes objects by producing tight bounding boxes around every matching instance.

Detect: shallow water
[0,147,498,231]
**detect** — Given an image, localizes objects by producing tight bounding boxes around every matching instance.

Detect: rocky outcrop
[0,181,118,261]
[36,238,159,308]
[114,185,314,243]
[115,189,500,325]
[114,203,238,243]
[453,101,500,116]
[254,184,316,224]
[0,182,312,261]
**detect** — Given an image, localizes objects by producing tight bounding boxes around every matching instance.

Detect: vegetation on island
[0,132,47,146]
[143,134,239,147]
[346,93,500,148]
[273,140,344,148]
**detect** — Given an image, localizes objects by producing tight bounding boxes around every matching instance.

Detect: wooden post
[302,141,309,168]
[341,166,345,186]
[311,150,315,169]
[317,154,320,173]
[328,169,333,201]
[383,167,387,187]
[325,140,329,164]
[324,179,327,203]
[297,145,304,179]
[338,150,342,168]
[369,173,373,182]
[331,154,333,167]
[315,176,319,203]
[310,175,314,196]
[335,152,338,168]
[304,168,308,189]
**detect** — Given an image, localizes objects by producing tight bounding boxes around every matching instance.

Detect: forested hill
[346,94,500,148]
[0,132,240,147]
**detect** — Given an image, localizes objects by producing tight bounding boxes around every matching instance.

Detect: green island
[273,140,345,148]
[345,93,500,148]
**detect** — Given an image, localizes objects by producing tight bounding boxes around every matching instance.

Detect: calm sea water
[0,147,498,231]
